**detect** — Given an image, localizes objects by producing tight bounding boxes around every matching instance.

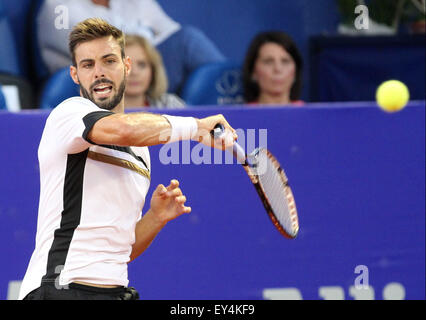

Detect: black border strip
[41,150,89,283]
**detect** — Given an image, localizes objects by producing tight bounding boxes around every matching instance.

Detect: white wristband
[162,115,198,143]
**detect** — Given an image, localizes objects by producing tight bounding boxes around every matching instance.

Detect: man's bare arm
[128,207,166,263]
[88,112,171,147]
[87,112,237,147]
[129,180,190,262]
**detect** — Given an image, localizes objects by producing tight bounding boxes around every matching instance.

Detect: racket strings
[256,150,298,237]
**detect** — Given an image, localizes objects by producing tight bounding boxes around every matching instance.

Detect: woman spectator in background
[124,34,185,109]
[242,31,304,106]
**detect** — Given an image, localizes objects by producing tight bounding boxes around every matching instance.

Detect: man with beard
[19,18,237,300]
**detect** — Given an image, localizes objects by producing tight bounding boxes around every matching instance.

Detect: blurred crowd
[0,0,306,111]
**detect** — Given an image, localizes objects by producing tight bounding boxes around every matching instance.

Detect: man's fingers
[160,183,185,199]
[223,120,238,141]
[155,184,167,195]
[172,194,190,213]
[164,188,182,198]
[212,130,235,150]
[182,206,191,214]
[166,179,179,191]
[175,195,186,204]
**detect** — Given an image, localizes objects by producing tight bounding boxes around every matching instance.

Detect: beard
[79,74,126,111]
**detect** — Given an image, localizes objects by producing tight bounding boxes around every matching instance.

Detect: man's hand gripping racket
[211,124,299,239]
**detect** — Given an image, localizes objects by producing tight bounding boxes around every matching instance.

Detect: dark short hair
[242,31,303,102]
[69,18,125,67]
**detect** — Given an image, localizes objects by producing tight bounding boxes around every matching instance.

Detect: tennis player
[18,18,237,300]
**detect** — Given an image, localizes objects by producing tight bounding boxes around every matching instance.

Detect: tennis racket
[211,124,299,239]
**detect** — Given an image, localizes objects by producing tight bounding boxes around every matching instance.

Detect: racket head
[210,124,299,239]
[247,148,299,239]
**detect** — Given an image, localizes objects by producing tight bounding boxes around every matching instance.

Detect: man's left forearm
[129,209,166,262]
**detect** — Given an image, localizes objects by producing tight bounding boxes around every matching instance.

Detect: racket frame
[243,148,299,239]
[212,123,299,239]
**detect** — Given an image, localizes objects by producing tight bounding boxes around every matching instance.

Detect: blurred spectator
[242,31,303,106]
[37,0,226,94]
[124,34,184,109]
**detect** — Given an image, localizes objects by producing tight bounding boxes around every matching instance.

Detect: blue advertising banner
[0,102,424,300]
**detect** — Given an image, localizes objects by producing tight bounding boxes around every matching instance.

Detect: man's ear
[124,56,131,77]
[70,66,80,85]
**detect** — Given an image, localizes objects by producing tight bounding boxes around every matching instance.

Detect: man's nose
[94,64,106,78]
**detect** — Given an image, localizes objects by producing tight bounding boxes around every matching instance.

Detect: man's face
[70,36,130,111]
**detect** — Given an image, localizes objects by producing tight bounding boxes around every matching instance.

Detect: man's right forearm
[88,112,174,147]
[88,112,236,149]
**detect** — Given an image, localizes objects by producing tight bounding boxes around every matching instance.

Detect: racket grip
[232,143,248,165]
[211,123,247,164]
[211,123,225,139]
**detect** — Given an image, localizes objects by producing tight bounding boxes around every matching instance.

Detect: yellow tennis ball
[376,80,410,112]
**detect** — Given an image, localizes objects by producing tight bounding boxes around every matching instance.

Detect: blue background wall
[0,101,424,299]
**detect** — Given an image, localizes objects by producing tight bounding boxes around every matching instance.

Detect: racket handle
[211,123,225,139]
[232,142,248,165]
[210,123,247,164]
